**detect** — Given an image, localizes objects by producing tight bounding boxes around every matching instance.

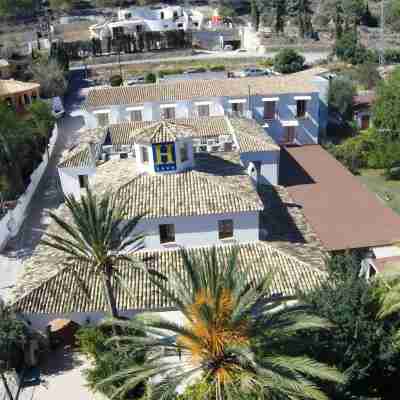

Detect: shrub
[145,72,156,83]
[158,68,185,77]
[327,129,378,174]
[110,74,123,86]
[209,64,226,71]
[273,49,305,74]
[77,325,146,399]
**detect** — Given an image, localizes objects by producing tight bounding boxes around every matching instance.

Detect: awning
[126,106,144,111]
[229,99,247,103]
[262,97,279,102]
[281,120,299,127]
[93,109,110,114]
[160,103,177,108]
[294,95,312,101]
[195,101,212,106]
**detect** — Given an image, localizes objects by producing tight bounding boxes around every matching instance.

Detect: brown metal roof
[280,145,400,251]
[372,256,400,275]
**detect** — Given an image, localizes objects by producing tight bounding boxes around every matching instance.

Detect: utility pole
[379,0,385,65]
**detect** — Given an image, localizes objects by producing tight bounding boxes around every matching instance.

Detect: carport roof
[280,145,400,251]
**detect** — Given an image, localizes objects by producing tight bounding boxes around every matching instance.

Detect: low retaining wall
[0,125,58,252]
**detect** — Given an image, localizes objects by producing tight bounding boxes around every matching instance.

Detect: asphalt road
[0,70,87,304]
[70,50,330,71]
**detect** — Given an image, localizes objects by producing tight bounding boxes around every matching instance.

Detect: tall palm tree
[41,189,145,318]
[97,248,343,400]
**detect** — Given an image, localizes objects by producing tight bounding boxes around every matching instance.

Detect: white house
[79,70,323,147]
[89,5,203,39]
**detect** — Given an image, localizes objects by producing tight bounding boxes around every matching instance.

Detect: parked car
[223,44,233,51]
[125,76,145,86]
[238,68,267,78]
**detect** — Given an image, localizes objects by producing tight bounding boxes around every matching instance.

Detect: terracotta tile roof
[108,116,230,149]
[13,242,327,315]
[280,145,400,251]
[133,120,196,144]
[0,79,40,97]
[230,118,280,153]
[58,146,93,168]
[116,167,263,219]
[85,73,318,109]
[58,128,104,168]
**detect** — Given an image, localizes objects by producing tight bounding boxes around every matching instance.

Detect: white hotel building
[12,71,332,330]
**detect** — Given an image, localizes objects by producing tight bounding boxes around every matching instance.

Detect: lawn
[359,169,400,215]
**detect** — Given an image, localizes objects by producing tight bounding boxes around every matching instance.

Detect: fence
[0,124,58,252]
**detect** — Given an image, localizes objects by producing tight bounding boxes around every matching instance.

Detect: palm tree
[97,248,343,400]
[41,189,145,318]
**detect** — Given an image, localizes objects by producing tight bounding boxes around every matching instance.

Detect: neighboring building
[0,79,40,112]
[78,70,323,146]
[0,59,11,79]
[89,5,203,40]
[353,91,375,130]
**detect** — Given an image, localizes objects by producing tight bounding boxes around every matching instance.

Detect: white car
[125,76,145,86]
[238,68,267,78]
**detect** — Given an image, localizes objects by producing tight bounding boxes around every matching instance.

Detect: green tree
[30,59,67,99]
[301,254,400,399]
[288,0,313,37]
[251,0,261,31]
[334,30,372,64]
[0,103,27,195]
[41,189,146,318]
[0,0,35,17]
[353,62,381,90]
[27,100,55,150]
[97,248,343,400]
[259,0,287,34]
[273,48,305,73]
[328,76,356,120]
[373,67,400,140]
[0,305,29,400]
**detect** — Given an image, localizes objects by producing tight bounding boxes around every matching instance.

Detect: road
[70,50,330,71]
[0,70,87,304]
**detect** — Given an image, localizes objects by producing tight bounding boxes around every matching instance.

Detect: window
[160,11,165,19]
[96,112,109,127]
[218,219,233,239]
[283,127,296,143]
[296,100,307,118]
[264,101,276,120]
[130,109,142,122]
[180,143,189,162]
[141,146,149,163]
[162,106,175,120]
[78,174,88,189]
[159,224,175,244]
[197,104,210,117]
[112,26,124,39]
[231,102,244,116]
[224,142,233,152]
[120,152,128,159]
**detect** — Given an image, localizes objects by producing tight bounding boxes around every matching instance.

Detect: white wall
[132,211,260,250]
[240,150,280,185]
[0,126,58,251]
[58,166,97,199]
[21,308,186,332]
[252,92,320,145]
[84,92,320,145]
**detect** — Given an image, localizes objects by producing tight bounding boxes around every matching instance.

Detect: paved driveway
[0,71,87,303]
